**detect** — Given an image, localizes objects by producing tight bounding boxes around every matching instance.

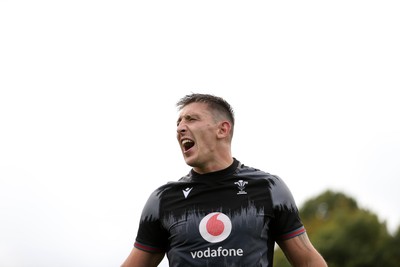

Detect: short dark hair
[176,93,235,131]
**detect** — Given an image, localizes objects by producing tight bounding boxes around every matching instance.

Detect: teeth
[182,139,193,145]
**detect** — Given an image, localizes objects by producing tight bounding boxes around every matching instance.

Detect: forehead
[178,102,211,118]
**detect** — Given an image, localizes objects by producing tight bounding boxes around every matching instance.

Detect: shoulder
[147,178,190,201]
[235,161,279,184]
[141,178,190,221]
[235,161,297,208]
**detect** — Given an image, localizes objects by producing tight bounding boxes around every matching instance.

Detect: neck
[192,156,234,174]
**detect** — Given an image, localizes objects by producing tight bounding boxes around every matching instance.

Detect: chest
[160,179,274,246]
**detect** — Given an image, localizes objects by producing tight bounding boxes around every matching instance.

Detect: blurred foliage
[273,190,400,267]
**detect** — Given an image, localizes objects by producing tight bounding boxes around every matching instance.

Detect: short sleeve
[269,176,305,240]
[134,188,169,253]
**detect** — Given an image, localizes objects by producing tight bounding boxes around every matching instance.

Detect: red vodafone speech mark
[199,212,232,243]
[206,213,225,236]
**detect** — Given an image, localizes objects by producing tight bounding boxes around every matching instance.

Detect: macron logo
[182,187,193,198]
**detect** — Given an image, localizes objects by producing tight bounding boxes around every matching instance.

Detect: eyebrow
[176,114,199,125]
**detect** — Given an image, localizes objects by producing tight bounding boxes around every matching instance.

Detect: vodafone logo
[192,213,243,259]
[199,212,232,243]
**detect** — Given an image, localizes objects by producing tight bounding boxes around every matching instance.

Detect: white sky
[1,1,399,267]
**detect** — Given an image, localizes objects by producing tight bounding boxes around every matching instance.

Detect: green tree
[377,226,400,266]
[273,190,399,267]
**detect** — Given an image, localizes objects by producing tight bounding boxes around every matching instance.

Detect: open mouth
[182,139,195,152]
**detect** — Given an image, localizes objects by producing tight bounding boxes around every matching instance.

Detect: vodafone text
[190,247,244,259]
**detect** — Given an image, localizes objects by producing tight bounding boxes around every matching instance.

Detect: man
[122,93,327,267]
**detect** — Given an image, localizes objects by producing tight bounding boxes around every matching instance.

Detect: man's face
[176,102,220,169]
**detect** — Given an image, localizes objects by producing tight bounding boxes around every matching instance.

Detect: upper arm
[121,247,165,267]
[277,233,327,267]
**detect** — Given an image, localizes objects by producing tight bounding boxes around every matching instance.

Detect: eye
[186,115,197,122]
[177,115,198,126]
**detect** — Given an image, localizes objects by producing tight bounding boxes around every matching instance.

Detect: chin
[183,155,197,167]
[184,158,195,167]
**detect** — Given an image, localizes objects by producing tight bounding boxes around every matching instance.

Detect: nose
[176,122,186,134]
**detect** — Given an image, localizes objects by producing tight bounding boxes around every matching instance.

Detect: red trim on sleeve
[278,226,306,240]
[134,241,165,253]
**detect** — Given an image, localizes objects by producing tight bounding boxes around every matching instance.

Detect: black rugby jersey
[134,159,305,267]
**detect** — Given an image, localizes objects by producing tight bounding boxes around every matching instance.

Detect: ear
[217,121,231,139]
